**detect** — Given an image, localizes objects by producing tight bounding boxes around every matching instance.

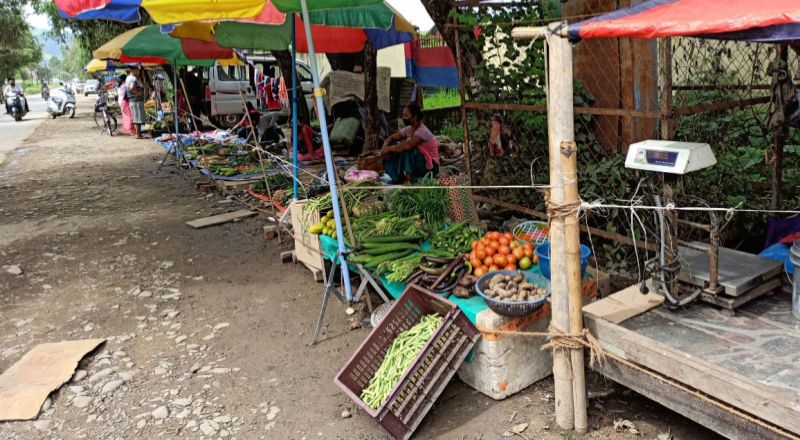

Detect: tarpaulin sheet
[569,0,800,43]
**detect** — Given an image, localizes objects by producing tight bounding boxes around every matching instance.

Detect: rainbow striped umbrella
[163,2,415,52]
[56,0,384,24]
[93,25,232,65]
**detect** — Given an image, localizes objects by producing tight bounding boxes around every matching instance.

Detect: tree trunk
[273,50,311,124]
[327,53,364,72]
[363,42,379,152]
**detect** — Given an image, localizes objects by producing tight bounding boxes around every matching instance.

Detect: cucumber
[364,249,415,268]
[362,243,422,254]
[362,235,423,244]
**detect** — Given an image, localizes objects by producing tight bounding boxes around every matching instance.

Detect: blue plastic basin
[535,242,592,280]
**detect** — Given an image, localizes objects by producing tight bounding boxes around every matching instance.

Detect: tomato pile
[465,231,538,278]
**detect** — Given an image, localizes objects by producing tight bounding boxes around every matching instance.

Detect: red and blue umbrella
[568,0,800,43]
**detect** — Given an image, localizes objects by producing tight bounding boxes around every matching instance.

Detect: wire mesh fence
[448,0,798,271]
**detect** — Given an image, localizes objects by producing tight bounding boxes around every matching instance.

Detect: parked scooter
[7,92,27,122]
[47,84,76,119]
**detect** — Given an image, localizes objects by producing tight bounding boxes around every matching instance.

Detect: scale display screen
[645,150,679,167]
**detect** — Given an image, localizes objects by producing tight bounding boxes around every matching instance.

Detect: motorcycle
[8,92,27,122]
[47,85,76,119]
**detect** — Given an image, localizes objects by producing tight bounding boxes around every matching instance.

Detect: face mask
[402,118,412,127]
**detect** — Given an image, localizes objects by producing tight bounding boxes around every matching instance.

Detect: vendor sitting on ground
[231,102,261,139]
[381,104,440,183]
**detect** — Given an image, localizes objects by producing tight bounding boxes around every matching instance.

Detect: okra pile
[360,314,443,410]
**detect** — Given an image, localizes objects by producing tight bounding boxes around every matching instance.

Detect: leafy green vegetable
[387,176,449,232]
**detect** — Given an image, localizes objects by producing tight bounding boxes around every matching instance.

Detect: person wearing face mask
[381,103,440,183]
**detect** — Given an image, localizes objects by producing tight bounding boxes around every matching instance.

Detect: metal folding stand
[312,253,391,345]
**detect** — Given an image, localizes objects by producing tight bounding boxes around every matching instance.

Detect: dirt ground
[0,99,723,440]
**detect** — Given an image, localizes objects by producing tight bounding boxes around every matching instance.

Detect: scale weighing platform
[678,243,783,310]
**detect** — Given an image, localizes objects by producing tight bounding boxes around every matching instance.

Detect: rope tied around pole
[543,188,582,220]
[479,326,607,368]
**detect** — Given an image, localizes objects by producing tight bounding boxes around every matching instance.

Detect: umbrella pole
[172,64,183,166]
[299,0,353,302]
[292,13,299,201]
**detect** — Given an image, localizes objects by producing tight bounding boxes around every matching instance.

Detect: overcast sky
[386,0,434,31]
[26,2,434,31]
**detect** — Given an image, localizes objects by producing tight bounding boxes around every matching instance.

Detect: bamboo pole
[659,38,674,140]
[543,25,576,431]
[455,26,473,185]
[771,44,789,210]
[238,90,283,242]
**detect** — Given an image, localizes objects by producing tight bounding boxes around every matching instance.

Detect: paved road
[0,95,48,168]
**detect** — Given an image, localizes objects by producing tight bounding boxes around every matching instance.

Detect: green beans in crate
[334,285,480,440]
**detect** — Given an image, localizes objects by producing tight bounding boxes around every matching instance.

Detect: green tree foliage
[0,2,43,77]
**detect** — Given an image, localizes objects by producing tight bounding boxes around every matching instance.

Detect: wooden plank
[584,313,800,435]
[593,354,797,440]
[0,339,105,420]
[218,179,259,187]
[462,101,663,119]
[699,278,780,310]
[673,96,771,116]
[185,210,257,229]
[583,280,663,324]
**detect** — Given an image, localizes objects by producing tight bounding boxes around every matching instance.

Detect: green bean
[360,314,443,410]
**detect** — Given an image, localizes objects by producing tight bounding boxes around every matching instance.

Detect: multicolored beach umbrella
[57,0,415,52]
[93,25,232,65]
[55,0,384,24]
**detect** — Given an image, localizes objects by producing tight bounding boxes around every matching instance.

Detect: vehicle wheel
[85,93,88,97]
[51,114,57,119]
[93,111,103,130]
[14,114,21,122]
[106,114,118,136]
[66,107,75,119]
[222,113,240,129]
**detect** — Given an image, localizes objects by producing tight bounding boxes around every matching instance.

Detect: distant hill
[33,28,62,60]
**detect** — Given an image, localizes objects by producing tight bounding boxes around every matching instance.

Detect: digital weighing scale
[624,140,782,310]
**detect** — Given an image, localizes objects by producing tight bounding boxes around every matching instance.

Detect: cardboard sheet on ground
[583,279,663,324]
[0,339,104,420]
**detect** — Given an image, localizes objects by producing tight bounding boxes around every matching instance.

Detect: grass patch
[423,88,460,110]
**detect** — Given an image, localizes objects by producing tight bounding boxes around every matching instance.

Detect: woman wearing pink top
[117,74,133,136]
[381,104,440,183]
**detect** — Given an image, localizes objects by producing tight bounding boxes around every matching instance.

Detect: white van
[204,55,315,127]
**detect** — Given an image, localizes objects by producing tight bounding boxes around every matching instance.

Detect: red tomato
[503,232,514,240]
[489,264,500,272]
[470,257,482,269]
[512,248,524,260]
[475,249,487,260]
[504,263,517,271]
[493,254,507,266]
[483,256,494,267]
[506,254,517,265]
[485,246,496,257]
[474,267,487,277]
[498,245,511,255]
[471,241,478,250]
[499,237,510,246]
[523,246,534,258]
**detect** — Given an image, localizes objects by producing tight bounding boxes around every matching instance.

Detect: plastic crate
[334,284,480,440]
